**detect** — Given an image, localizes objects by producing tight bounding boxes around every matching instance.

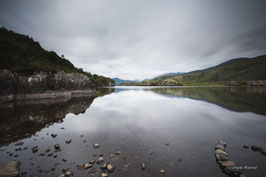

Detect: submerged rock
[219,160,236,168]
[100,163,107,171]
[77,163,92,170]
[251,145,263,152]
[88,167,97,174]
[0,160,20,177]
[215,153,228,161]
[14,142,24,146]
[32,146,38,153]
[141,163,146,170]
[89,160,95,164]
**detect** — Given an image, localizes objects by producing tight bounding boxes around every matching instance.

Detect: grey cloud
[0,0,266,80]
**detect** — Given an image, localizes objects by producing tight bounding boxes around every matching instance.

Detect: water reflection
[0,88,115,146]
[147,87,266,116]
[0,87,265,177]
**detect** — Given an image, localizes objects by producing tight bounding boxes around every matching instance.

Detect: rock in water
[141,163,146,170]
[14,142,23,146]
[32,146,38,153]
[251,145,263,152]
[115,151,121,155]
[160,170,165,175]
[64,171,74,177]
[243,144,249,149]
[101,173,108,177]
[93,144,100,148]
[54,144,61,150]
[215,145,225,151]
[220,161,236,168]
[107,163,115,173]
[0,161,20,177]
[97,157,104,164]
[65,139,72,144]
[215,149,229,156]
[51,134,57,138]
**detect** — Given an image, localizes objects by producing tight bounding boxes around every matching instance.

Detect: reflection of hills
[0,88,115,146]
[150,87,266,116]
[0,97,95,146]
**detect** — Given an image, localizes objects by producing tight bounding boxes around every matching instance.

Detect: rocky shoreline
[0,70,96,102]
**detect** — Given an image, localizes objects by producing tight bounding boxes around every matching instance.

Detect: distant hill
[121,55,266,86]
[152,55,266,85]
[0,27,114,86]
[113,77,140,86]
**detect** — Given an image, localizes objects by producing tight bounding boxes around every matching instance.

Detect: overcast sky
[0,0,266,80]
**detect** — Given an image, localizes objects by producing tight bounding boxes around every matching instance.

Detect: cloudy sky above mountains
[1,0,266,80]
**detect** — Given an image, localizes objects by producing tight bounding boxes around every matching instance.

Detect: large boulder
[0,161,20,177]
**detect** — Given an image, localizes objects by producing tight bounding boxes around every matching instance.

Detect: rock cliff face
[0,70,96,102]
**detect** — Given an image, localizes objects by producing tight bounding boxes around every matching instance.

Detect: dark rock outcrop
[0,70,96,102]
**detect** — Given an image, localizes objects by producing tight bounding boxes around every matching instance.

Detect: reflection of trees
[149,87,266,116]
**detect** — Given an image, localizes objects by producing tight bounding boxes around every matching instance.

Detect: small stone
[32,146,38,153]
[260,150,266,156]
[14,142,24,146]
[45,149,51,153]
[54,144,60,150]
[62,159,67,162]
[217,141,226,147]
[53,153,57,158]
[47,153,53,157]
[65,139,72,144]
[100,163,107,170]
[110,154,115,158]
[215,153,228,161]
[88,167,97,174]
[165,143,170,146]
[51,134,57,138]
[220,161,236,167]
[243,144,249,149]
[77,163,92,170]
[61,127,65,129]
[215,149,229,156]
[64,171,74,177]
[97,157,104,164]
[93,144,100,148]
[101,173,108,177]
[141,163,146,170]
[89,160,95,164]
[115,151,121,155]
[124,164,131,168]
[251,145,263,152]
[107,163,115,173]
[215,145,225,151]
[160,170,165,175]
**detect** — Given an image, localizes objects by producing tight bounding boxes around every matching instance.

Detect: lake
[0,86,266,177]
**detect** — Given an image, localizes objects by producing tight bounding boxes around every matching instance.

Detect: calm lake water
[0,86,266,177]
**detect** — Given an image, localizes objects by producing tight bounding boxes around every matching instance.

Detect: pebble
[32,146,38,153]
[160,170,165,175]
[107,163,115,173]
[101,173,108,177]
[141,163,146,170]
[51,134,57,138]
[243,144,249,149]
[65,139,72,144]
[115,151,121,155]
[54,144,60,150]
[93,144,100,148]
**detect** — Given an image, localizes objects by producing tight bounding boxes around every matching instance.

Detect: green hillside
[0,27,114,86]
[152,55,266,85]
